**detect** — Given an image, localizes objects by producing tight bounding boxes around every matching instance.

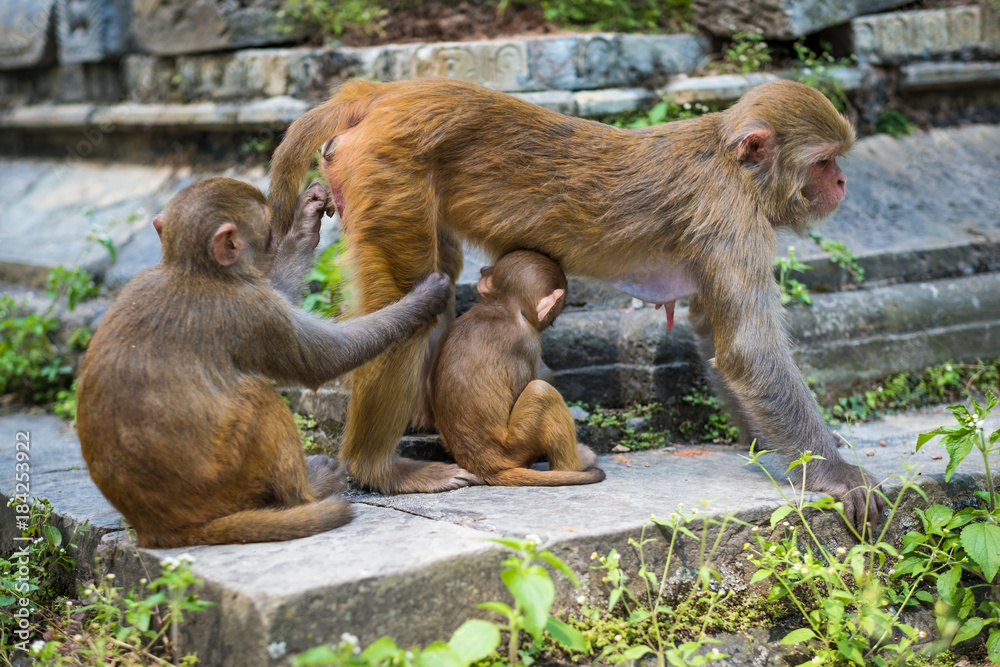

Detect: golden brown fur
[432,251,604,486]
[268,78,883,530]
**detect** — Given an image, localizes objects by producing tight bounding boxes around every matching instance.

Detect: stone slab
[3,408,999,666]
[901,61,1000,91]
[693,0,911,40]
[0,0,56,70]
[57,0,133,64]
[853,5,986,63]
[0,161,172,285]
[132,0,308,56]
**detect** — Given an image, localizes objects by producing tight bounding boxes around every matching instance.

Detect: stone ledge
[901,61,1000,91]
[854,4,998,64]
[2,410,997,666]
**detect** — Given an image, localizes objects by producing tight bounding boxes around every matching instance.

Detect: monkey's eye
[816,158,831,168]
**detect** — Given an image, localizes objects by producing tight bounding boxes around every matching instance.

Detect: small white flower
[918,630,927,638]
[613,553,620,560]
[341,632,359,646]
[812,658,821,664]
[105,573,115,581]
[267,642,287,659]
[837,547,846,555]
[783,521,790,527]
[683,103,692,109]
[752,526,759,533]
[614,634,623,642]
[743,542,750,549]
[524,534,541,546]
[691,508,699,515]
[161,556,180,570]
[591,552,598,560]
[576,595,586,605]
[65,600,73,606]
[72,634,82,642]
[139,578,148,585]
[177,553,194,565]
[769,546,777,552]
[677,503,684,509]
[405,651,414,660]
[31,640,46,654]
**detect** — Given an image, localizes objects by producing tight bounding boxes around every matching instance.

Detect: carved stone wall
[854,5,991,62]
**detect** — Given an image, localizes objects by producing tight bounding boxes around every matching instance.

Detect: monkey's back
[430,301,539,457]
[76,267,294,530]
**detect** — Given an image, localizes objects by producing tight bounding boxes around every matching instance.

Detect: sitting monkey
[77,177,452,548]
[431,250,605,486]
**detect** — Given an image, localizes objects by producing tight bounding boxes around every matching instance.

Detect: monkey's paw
[307,454,348,498]
[410,272,452,319]
[806,461,886,534]
[385,458,484,494]
[290,181,331,250]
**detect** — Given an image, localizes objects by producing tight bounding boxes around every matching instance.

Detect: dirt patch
[341,1,566,46]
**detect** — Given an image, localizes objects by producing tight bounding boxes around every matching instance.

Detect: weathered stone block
[694,0,911,39]
[0,0,56,70]
[853,6,985,62]
[413,40,531,91]
[57,0,133,64]
[123,54,176,102]
[512,89,576,115]
[574,87,655,117]
[132,0,308,56]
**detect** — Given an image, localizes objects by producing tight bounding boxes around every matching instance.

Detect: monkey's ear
[537,288,565,322]
[212,222,244,267]
[477,266,495,295]
[736,129,773,163]
[152,215,164,241]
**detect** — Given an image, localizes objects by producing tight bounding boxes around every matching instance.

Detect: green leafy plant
[875,110,918,138]
[792,42,854,112]
[586,505,734,666]
[809,231,865,284]
[0,295,72,403]
[516,0,692,33]
[292,536,587,667]
[46,266,100,312]
[281,0,388,38]
[303,239,348,317]
[723,32,771,74]
[678,389,739,443]
[824,359,1000,424]
[582,402,669,451]
[774,246,812,306]
[26,554,213,665]
[610,98,715,128]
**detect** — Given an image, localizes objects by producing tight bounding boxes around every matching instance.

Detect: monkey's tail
[269,79,383,236]
[174,496,353,546]
[483,467,606,487]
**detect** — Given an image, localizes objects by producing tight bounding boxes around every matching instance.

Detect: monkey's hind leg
[343,334,483,493]
[487,380,605,487]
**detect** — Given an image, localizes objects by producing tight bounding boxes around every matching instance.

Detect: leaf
[915,590,934,603]
[477,601,513,619]
[448,620,500,665]
[942,433,975,481]
[749,569,773,586]
[779,628,816,645]
[536,550,579,586]
[43,524,61,548]
[292,645,340,665]
[955,617,987,644]
[501,569,553,642]
[988,629,1000,663]
[835,638,864,665]
[545,617,589,652]
[990,428,999,446]
[770,505,793,529]
[937,565,961,605]
[361,637,400,663]
[621,645,653,660]
[417,643,464,667]
[925,505,953,532]
[627,609,652,625]
[916,426,958,450]
[961,522,1000,582]
[607,588,622,612]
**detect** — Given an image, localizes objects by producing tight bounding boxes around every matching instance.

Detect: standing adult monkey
[268,78,885,529]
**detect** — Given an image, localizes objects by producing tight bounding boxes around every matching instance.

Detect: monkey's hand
[802,458,886,535]
[405,272,452,320]
[287,180,330,252]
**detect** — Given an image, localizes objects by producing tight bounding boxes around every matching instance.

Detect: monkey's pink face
[805,157,847,215]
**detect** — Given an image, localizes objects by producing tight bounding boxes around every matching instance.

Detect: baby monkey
[431,250,605,486]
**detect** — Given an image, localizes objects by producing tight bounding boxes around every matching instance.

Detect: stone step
[2,408,998,666]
